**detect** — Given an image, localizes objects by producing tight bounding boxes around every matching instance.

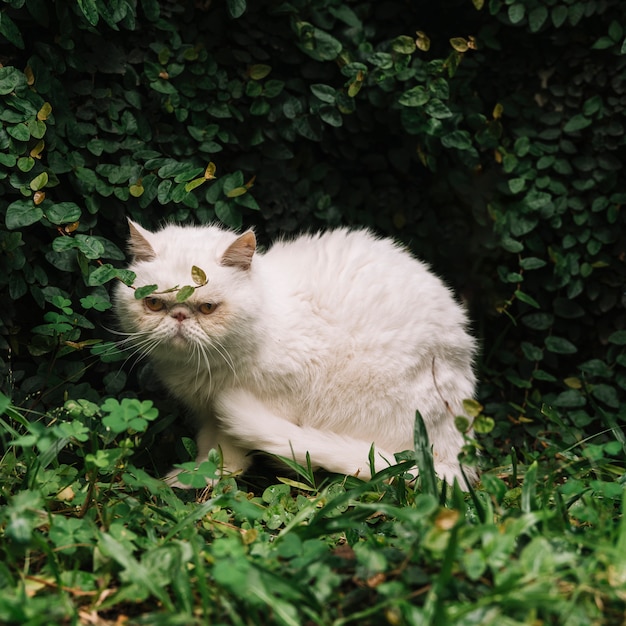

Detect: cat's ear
[221,230,256,271]
[127,219,156,262]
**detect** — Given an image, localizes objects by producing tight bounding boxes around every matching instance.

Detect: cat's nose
[170,308,189,322]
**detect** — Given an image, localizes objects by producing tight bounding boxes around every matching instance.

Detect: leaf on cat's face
[176,285,195,302]
[134,284,158,299]
[191,265,208,286]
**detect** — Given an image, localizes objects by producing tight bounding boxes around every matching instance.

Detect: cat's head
[114,220,261,364]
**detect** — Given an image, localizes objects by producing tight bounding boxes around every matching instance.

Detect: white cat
[114,220,478,487]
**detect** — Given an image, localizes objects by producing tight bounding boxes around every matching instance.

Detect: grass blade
[414,410,438,497]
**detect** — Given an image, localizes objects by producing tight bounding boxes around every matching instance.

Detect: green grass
[1,396,625,625]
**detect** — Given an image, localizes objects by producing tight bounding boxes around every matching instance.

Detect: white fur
[114,222,478,487]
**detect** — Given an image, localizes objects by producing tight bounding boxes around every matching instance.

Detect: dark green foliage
[1,0,624,460]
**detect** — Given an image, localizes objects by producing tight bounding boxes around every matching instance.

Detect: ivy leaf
[46,202,82,225]
[6,200,43,229]
[77,0,99,25]
[563,115,592,133]
[508,4,525,24]
[545,336,577,354]
[134,285,158,299]
[191,266,207,286]
[88,264,120,286]
[176,285,195,302]
[0,66,25,94]
[227,0,246,18]
[310,84,336,104]
[528,6,548,33]
[0,12,24,49]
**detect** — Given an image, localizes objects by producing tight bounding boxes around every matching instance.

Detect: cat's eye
[198,302,217,315]
[144,297,164,312]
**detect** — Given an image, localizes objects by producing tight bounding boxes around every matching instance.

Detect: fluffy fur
[114,220,478,487]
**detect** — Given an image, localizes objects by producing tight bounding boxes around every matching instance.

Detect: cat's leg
[164,419,252,489]
[214,389,396,479]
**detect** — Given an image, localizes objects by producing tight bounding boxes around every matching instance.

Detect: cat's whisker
[209,336,238,383]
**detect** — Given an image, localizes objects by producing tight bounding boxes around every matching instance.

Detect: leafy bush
[1,0,626,621]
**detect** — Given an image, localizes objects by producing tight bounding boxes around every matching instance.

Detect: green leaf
[591,384,619,409]
[46,202,82,225]
[413,411,438,496]
[391,35,416,54]
[227,0,246,18]
[225,186,248,198]
[6,200,43,229]
[52,235,105,260]
[554,390,586,408]
[88,264,119,286]
[0,66,25,95]
[134,285,158,299]
[545,336,577,355]
[29,172,49,191]
[551,5,568,28]
[424,99,452,119]
[0,12,24,49]
[77,0,99,25]
[320,107,342,127]
[528,6,548,33]
[441,130,472,150]
[563,115,592,133]
[608,330,626,345]
[508,4,525,24]
[310,84,336,104]
[215,200,242,230]
[8,124,30,141]
[176,285,195,302]
[398,86,429,107]
[514,290,540,309]
[249,64,271,80]
[474,415,495,434]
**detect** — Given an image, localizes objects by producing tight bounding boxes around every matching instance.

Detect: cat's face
[114,221,259,365]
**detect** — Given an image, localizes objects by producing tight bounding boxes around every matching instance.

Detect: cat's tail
[214,389,395,479]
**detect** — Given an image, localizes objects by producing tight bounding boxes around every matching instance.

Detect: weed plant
[1,395,625,625]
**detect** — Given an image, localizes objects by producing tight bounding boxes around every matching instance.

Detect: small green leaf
[185,178,206,192]
[29,172,49,191]
[0,66,25,95]
[608,330,626,345]
[134,285,158,299]
[514,290,540,309]
[508,4,525,24]
[88,264,120,286]
[249,64,271,80]
[398,86,429,108]
[473,415,495,434]
[545,336,577,355]
[310,84,336,104]
[225,186,248,198]
[563,115,592,133]
[391,35,416,54]
[227,0,246,18]
[528,6,548,32]
[77,0,99,25]
[462,399,484,418]
[176,285,195,302]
